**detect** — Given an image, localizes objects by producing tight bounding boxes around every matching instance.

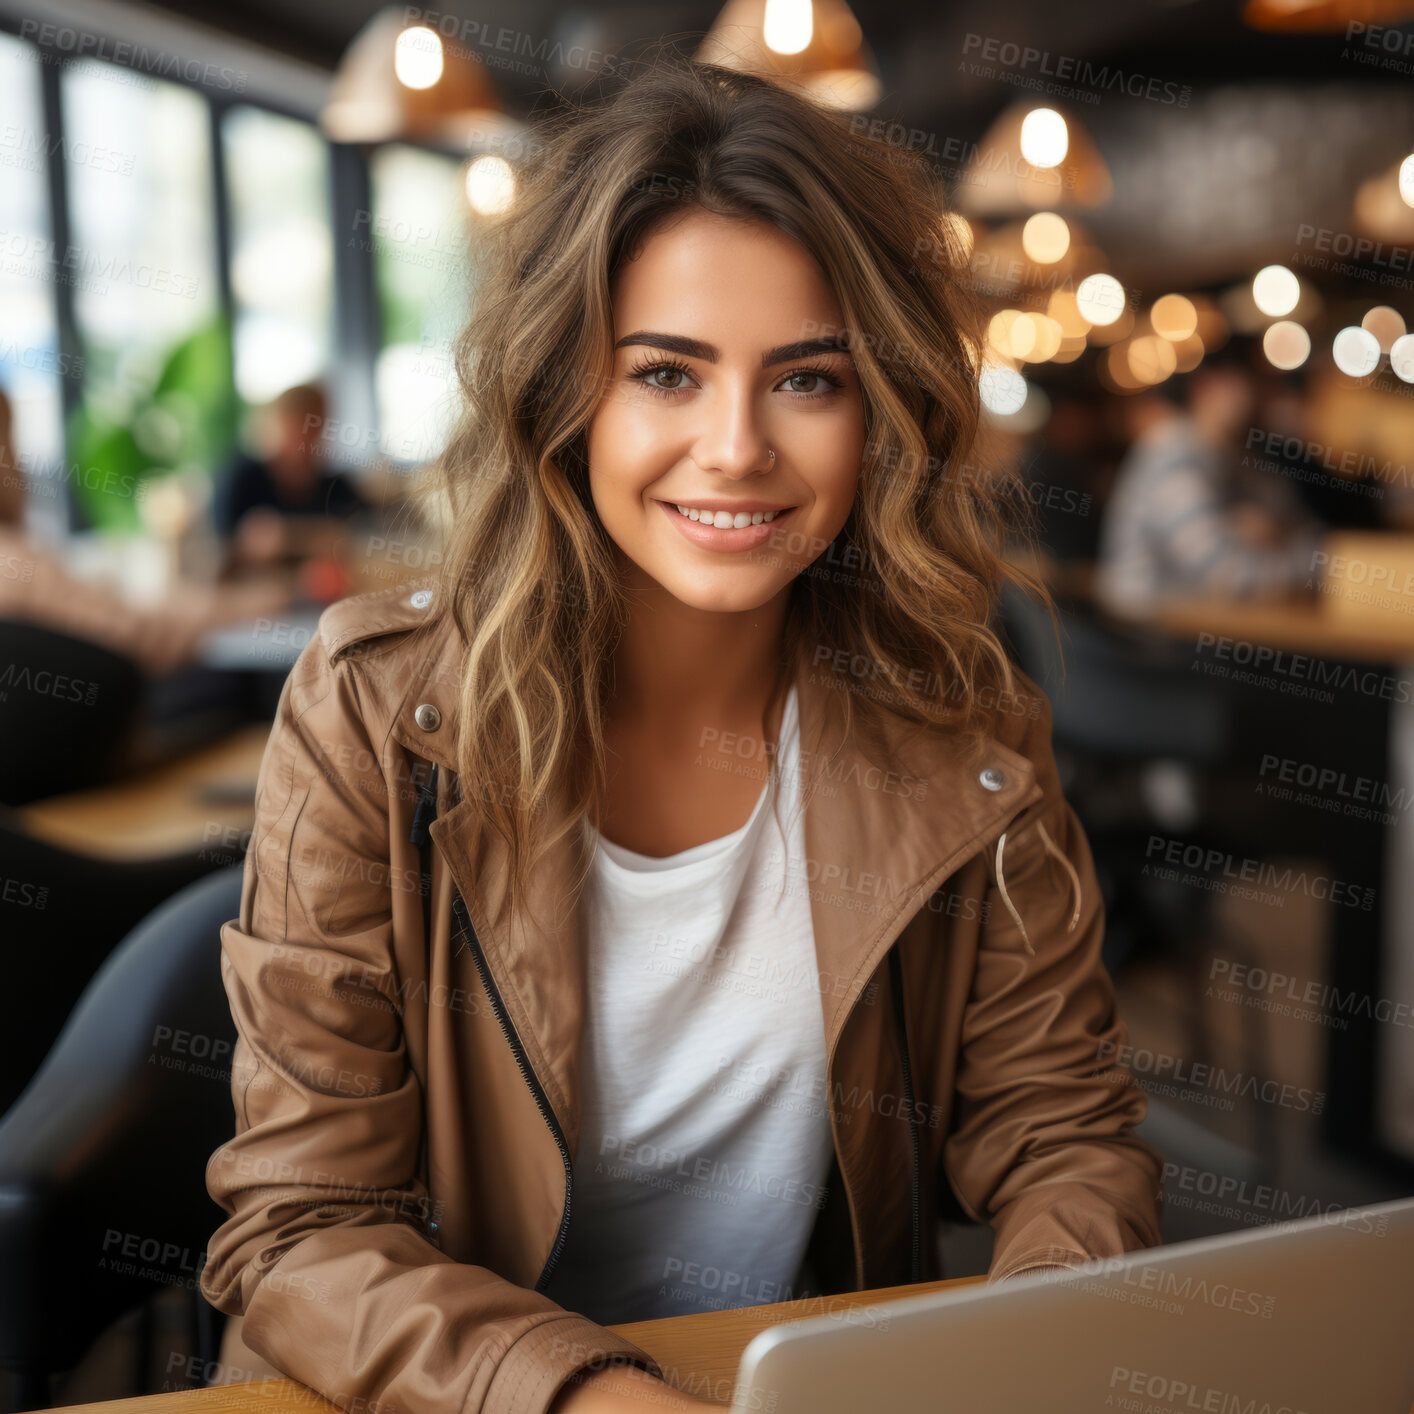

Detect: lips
[655,498,797,551]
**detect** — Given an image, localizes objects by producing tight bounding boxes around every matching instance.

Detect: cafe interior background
[0,0,1412,1405]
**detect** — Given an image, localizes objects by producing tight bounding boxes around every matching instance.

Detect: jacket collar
[388,608,1042,1155]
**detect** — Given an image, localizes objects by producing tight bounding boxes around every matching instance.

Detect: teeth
[674,505,785,527]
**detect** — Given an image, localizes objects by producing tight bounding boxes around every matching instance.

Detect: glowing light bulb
[1019,109,1068,169]
[763,0,813,55]
[394,26,444,89]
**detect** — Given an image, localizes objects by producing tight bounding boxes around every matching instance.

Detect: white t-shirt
[541,684,835,1325]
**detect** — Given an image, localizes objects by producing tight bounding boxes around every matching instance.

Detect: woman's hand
[549,1363,722,1413]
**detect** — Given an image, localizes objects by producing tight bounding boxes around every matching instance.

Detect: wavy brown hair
[422,51,1054,924]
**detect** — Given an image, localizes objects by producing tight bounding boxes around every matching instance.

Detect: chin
[653,572,786,615]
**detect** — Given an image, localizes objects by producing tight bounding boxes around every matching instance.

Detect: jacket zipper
[451,888,574,1291]
[887,947,922,1283]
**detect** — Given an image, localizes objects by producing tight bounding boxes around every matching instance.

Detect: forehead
[611,208,844,344]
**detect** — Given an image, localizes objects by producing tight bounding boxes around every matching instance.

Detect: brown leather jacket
[200,581,1165,1414]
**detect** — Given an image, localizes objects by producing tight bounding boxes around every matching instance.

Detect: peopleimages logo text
[1144,835,1375,910]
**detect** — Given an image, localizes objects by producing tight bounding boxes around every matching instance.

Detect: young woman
[201,55,1164,1414]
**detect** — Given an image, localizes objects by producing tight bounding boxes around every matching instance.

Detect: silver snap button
[410,588,434,609]
[979,767,1006,791]
[414,703,442,732]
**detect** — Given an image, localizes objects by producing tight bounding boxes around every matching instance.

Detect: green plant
[66,317,236,533]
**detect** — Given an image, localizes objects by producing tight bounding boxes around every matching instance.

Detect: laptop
[730,1196,1414,1413]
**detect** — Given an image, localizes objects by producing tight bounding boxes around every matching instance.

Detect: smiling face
[587,207,866,614]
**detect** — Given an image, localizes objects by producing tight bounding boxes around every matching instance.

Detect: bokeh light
[1362,306,1407,354]
[1331,325,1381,378]
[393,26,443,89]
[1019,108,1068,168]
[465,155,515,216]
[1262,320,1310,371]
[1391,333,1414,384]
[1076,273,1125,327]
[1150,294,1198,342]
[1021,212,1070,264]
[763,0,813,55]
[1251,265,1299,317]
[979,360,1028,415]
[1127,335,1178,385]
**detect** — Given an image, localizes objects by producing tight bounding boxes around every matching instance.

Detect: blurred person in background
[1093,346,1327,620]
[213,382,367,581]
[1251,368,1383,531]
[0,385,293,681]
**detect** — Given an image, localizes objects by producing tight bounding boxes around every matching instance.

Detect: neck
[608,552,792,746]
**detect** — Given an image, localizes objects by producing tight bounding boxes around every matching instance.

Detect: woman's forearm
[549,1363,719,1414]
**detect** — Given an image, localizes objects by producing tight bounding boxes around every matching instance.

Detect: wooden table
[1145,594,1414,664]
[609,1277,971,1405]
[45,1279,979,1413]
[15,724,270,859]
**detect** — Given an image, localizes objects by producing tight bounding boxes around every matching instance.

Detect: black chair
[0,865,243,1410]
[997,581,1236,965]
[998,580,1229,768]
[0,816,241,1117]
[0,620,146,806]
[997,584,1286,1186]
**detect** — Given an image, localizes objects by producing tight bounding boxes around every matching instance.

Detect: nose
[689,379,774,480]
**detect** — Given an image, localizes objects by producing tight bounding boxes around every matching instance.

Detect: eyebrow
[612,330,853,366]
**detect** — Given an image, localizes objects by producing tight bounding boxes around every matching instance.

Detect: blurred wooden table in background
[16,724,270,859]
[1149,595,1414,663]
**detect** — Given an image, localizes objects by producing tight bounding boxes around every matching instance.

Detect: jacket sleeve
[941,695,1166,1285]
[199,634,663,1414]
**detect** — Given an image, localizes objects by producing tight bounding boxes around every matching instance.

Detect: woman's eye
[629,362,841,398]
[629,362,694,394]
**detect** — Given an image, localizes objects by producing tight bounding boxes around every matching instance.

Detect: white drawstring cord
[1037,819,1084,934]
[994,832,1035,956]
[994,819,1085,958]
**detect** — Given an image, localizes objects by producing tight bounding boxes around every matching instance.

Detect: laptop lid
[731,1196,1414,1413]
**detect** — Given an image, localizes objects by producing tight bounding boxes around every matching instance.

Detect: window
[2,29,480,530]
[223,104,334,405]
[0,31,64,530]
[369,143,471,466]
[61,58,228,531]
